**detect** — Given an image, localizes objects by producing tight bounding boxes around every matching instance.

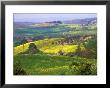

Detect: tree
[58,50,64,55]
[28,43,39,54]
[21,38,28,53]
[82,39,97,59]
[75,43,81,57]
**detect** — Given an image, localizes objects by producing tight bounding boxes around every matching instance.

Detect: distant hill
[14,18,97,29]
[63,18,97,25]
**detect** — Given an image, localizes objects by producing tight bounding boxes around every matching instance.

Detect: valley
[14,17,97,75]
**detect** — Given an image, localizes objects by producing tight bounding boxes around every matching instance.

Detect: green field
[14,54,97,75]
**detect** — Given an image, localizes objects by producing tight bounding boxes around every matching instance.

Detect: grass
[14,54,97,75]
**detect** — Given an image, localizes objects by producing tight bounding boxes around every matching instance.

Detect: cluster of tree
[69,61,96,75]
[19,37,40,54]
[57,38,97,59]
[28,43,40,54]
[81,39,97,59]
[45,21,62,24]
[21,43,40,54]
[54,35,96,45]
[69,39,96,59]
[14,35,45,47]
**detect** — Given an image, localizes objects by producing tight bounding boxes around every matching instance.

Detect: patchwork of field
[14,23,97,75]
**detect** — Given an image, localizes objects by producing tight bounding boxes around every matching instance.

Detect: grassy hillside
[14,38,97,75]
[14,54,97,75]
[14,23,97,75]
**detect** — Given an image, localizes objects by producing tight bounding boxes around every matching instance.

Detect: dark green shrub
[14,61,27,75]
[80,63,92,75]
[69,61,96,75]
[58,50,64,55]
[81,39,97,59]
[28,43,39,54]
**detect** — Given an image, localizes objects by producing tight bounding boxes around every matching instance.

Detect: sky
[14,13,97,22]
